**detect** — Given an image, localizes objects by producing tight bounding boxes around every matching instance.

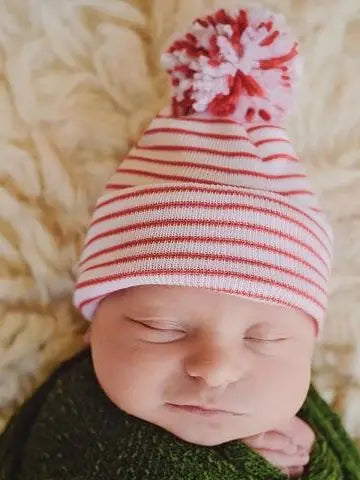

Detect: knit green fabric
[1,349,359,479]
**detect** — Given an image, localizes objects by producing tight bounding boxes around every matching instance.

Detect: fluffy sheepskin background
[0,0,359,447]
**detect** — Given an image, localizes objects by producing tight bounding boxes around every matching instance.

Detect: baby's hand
[241,416,315,477]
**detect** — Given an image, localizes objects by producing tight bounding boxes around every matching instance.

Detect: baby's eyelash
[137,321,159,330]
[127,317,184,332]
[244,337,286,343]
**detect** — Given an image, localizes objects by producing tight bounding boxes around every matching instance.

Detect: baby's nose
[184,341,249,388]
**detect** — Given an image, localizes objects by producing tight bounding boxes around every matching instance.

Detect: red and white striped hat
[73,6,334,336]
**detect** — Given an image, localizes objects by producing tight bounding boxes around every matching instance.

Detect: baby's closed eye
[124,316,186,343]
[244,336,288,342]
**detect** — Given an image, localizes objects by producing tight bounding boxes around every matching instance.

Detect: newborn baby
[71,6,333,477]
[2,6,360,479]
[3,6,348,480]
[87,284,316,476]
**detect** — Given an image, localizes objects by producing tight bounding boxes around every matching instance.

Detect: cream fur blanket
[0,0,359,447]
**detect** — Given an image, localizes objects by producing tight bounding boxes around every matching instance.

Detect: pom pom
[161,6,302,124]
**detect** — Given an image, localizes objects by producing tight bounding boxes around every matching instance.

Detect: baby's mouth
[166,403,243,416]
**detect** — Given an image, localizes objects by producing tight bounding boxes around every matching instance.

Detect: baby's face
[89,285,316,446]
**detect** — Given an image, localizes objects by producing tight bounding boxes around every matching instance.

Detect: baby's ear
[83,327,91,346]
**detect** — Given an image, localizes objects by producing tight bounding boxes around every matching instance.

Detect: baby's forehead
[114,285,303,327]
[120,284,261,309]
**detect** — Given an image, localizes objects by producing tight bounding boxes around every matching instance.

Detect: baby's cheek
[284,349,313,410]
[102,342,176,416]
[252,354,312,430]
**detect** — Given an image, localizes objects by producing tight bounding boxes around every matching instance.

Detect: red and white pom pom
[161,6,302,124]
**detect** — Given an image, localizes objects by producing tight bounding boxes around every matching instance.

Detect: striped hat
[73,6,334,336]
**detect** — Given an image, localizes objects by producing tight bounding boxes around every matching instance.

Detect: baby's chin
[166,428,239,446]
[148,410,266,447]
[160,421,254,446]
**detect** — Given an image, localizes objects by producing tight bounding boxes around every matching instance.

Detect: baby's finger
[243,431,298,454]
[255,448,310,469]
[275,416,315,450]
[285,465,305,477]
